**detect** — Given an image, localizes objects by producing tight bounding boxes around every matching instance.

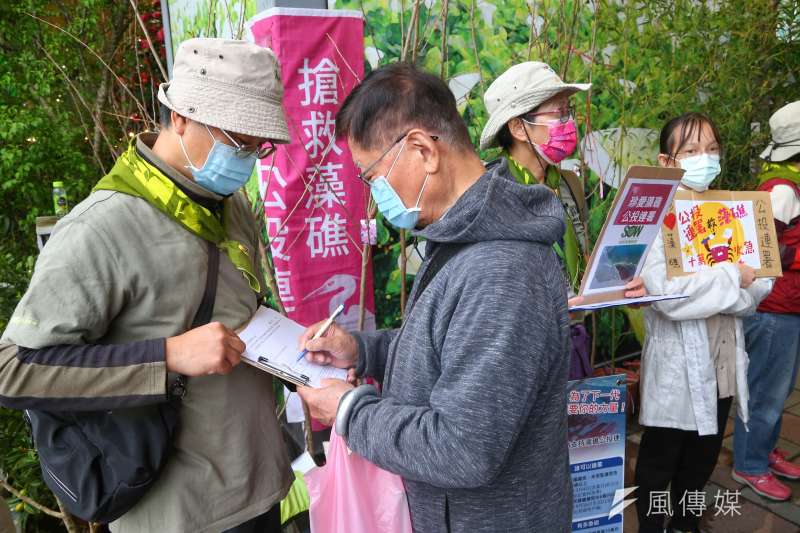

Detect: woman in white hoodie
[633,113,773,533]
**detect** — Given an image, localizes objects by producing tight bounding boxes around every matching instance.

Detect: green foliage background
[0,0,798,530]
[335,0,799,359]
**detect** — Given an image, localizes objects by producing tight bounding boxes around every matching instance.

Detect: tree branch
[0,476,62,519]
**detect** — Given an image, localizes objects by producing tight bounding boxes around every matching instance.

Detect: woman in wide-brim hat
[481,61,646,381]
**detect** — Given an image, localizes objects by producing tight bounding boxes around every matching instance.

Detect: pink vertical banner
[247,8,375,333]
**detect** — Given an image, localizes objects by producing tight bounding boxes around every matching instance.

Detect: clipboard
[576,166,684,306]
[236,306,348,388]
[241,357,310,388]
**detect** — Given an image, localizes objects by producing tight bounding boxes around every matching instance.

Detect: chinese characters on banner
[662,190,783,279]
[568,375,627,533]
[247,9,376,333]
[578,167,682,302]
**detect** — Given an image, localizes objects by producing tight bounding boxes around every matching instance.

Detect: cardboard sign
[577,166,683,305]
[662,190,783,279]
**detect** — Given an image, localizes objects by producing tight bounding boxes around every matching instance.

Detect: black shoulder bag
[25,240,220,524]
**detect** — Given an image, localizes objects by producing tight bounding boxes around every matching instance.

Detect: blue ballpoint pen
[296,303,345,362]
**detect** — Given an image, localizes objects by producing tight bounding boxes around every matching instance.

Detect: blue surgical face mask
[679,153,721,192]
[180,124,257,196]
[370,141,430,230]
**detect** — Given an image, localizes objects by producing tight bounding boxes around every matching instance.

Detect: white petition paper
[238,307,347,387]
[569,293,689,312]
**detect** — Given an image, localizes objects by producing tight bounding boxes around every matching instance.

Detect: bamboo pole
[397,0,423,315]
[469,0,485,93]
[357,204,378,331]
[439,0,449,80]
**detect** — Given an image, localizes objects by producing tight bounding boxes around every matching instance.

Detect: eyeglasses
[522,103,576,124]
[355,131,439,187]
[355,131,409,187]
[219,128,277,159]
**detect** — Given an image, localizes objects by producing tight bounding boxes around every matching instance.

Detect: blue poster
[567,374,627,533]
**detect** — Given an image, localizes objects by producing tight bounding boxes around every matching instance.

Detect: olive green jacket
[0,134,292,532]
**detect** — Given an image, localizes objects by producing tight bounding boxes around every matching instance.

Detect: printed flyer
[568,374,628,533]
[577,166,683,305]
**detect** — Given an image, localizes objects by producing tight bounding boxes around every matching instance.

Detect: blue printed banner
[568,374,627,532]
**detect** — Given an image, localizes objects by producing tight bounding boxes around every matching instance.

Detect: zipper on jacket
[445,495,451,532]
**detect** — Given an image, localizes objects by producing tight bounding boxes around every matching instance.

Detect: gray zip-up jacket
[346,159,573,532]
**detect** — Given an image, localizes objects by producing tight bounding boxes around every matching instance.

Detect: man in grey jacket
[298,63,573,532]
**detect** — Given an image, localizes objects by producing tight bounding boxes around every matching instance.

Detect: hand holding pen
[297,305,358,369]
[296,304,345,362]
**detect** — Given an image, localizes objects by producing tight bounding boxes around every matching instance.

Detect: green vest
[93,143,261,293]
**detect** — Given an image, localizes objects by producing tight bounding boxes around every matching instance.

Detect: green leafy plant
[335,0,799,364]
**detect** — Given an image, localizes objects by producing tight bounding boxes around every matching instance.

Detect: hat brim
[760,142,800,162]
[480,83,591,151]
[158,80,291,144]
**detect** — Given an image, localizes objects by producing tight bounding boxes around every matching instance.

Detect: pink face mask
[523,118,579,165]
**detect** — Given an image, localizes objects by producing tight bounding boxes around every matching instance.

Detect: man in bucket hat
[732,101,800,501]
[0,39,293,532]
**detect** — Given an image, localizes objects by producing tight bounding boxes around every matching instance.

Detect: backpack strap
[558,169,588,223]
[191,241,220,328]
[169,241,220,399]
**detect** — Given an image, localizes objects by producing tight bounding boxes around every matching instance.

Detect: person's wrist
[164,336,180,373]
[346,334,359,366]
[164,337,175,371]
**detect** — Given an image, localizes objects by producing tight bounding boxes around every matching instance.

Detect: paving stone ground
[622,373,800,532]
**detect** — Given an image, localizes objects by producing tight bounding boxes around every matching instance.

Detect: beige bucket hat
[158,38,290,143]
[760,101,800,162]
[480,62,590,150]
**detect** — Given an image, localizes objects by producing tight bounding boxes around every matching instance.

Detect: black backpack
[25,241,220,524]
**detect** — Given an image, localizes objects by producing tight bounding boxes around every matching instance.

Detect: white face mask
[679,153,721,192]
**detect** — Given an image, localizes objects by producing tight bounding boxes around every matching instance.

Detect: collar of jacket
[92,139,261,293]
[503,150,561,190]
